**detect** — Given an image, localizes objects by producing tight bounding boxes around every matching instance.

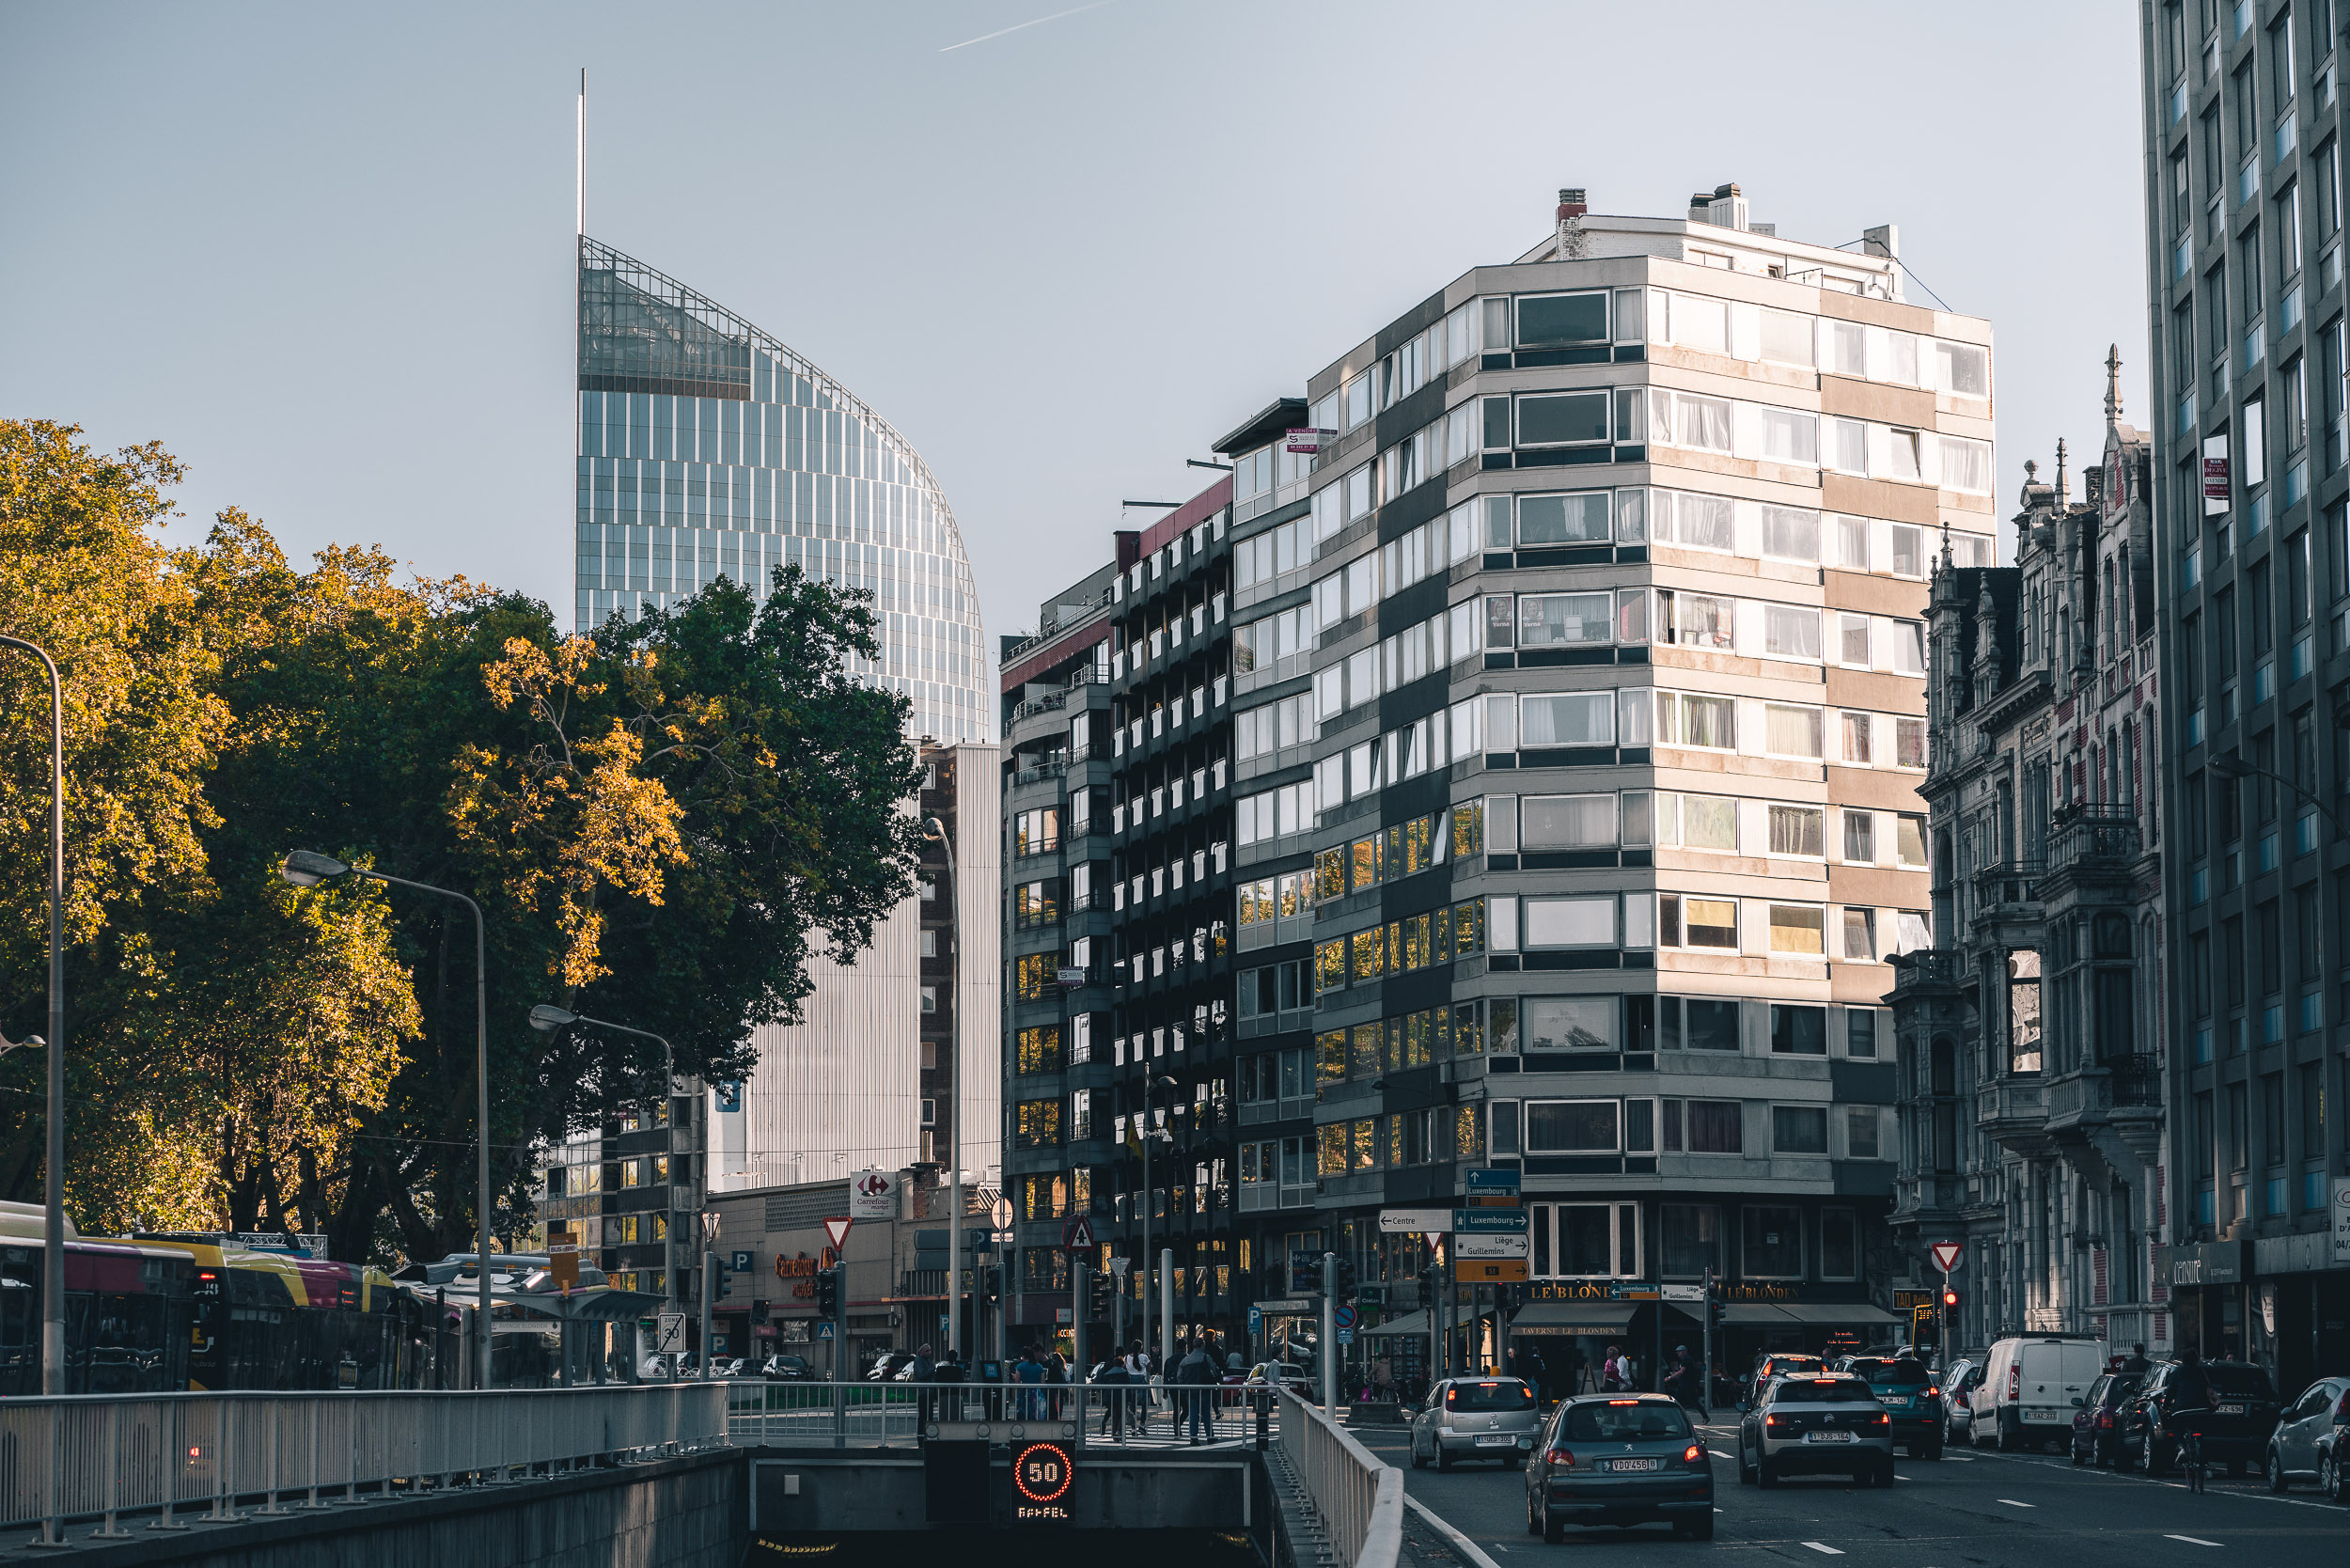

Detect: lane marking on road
[1801,1543,1845,1555]
[1996,1497,2035,1507]
[1966,1450,2349,1511]
[1709,1449,1734,1459]
[2165,1537,2222,1547]
[1402,1494,1503,1568]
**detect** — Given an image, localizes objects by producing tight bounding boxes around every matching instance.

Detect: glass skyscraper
[573,235,989,744]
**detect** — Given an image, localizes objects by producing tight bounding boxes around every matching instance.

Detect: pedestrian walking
[1177,1337,1216,1444]
[911,1343,938,1428]
[1093,1351,1128,1439]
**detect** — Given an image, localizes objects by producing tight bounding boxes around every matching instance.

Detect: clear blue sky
[2,1,2147,644]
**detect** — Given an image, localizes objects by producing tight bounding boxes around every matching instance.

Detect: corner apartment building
[2138,0,2350,1386]
[1280,186,1989,1378]
[1888,384,2171,1356]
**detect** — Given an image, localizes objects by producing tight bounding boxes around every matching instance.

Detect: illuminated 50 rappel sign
[1011,1441,1074,1522]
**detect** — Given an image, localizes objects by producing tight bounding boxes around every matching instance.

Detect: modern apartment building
[1888,377,2171,1356]
[2138,0,2350,1386]
[1276,186,1987,1381]
[570,236,998,1212]
[995,561,1121,1339]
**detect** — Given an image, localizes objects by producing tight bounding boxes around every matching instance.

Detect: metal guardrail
[1277,1391,1402,1568]
[0,1384,727,1544]
[721,1380,1274,1450]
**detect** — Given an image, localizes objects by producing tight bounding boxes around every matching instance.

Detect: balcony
[1888,948,1962,997]
[2047,807,2140,872]
[2044,1054,2164,1169]
[1978,1077,2055,1157]
[1968,862,2043,938]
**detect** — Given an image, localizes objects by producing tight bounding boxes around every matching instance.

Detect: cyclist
[2167,1351,2213,1493]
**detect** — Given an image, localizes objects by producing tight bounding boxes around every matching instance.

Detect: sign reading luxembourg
[1453,1209,1528,1233]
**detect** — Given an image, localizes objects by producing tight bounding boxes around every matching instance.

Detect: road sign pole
[700,1248,715,1381]
[1321,1253,1336,1417]
[1702,1268,1715,1416]
[1072,1262,1085,1398]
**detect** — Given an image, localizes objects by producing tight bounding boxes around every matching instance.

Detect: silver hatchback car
[1410,1375,1542,1470]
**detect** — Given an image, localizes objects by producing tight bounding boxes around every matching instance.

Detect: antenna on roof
[576,69,586,237]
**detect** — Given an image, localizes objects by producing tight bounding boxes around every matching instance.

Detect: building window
[1845,1107,1881,1160]
[1659,1203,1723,1278]
[1770,1004,1827,1055]
[1524,1100,1621,1154]
[1773,1105,1829,1154]
[1742,1205,1805,1278]
[1820,1209,1858,1279]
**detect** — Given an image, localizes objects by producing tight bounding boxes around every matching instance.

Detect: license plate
[2217,1403,2244,1415]
[1608,1457,1662,1472]
[1476,1435,1515,1447]
[1803,1431,1856,1444]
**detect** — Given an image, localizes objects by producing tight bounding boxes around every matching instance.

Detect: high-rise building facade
[573,236,989,745]
[1276,190,1987,1380]
[1888,384,2171,1356]
[572,236,997,1202]
[2138,0,2350,1385]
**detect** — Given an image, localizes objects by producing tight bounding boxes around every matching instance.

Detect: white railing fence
[0,1385,726,1544]
[1277,1392,1402,1568]
[720,1380,1276,1450]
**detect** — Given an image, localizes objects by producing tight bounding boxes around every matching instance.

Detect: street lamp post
[525,1005,690,1372]
[0,635,66,1397]
[1139,1074,1175,1369]
[280,850,494,1388]
[2208,748,2342,838]
[922,816,964,1359]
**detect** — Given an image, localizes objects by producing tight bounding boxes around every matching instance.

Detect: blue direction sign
[1465,1168,1522,1194]
[1453,1209,1530,1232]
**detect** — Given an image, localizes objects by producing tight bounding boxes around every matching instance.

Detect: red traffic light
[1940,1289,1959,1308]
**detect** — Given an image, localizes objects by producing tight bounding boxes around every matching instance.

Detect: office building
[1888,372,2171,1355]
[571,236,997,1211]
[2138,0,2350,1385]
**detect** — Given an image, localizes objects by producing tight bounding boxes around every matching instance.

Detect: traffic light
[1088,1268,1110,1318]
[815,1265,840,1316]
[714,1262,733,1298]
[750,1298,770,1326]
[1335,1255,1358,1300]
[1941,1288,1959,1315]
[1706,1295,1726,1337]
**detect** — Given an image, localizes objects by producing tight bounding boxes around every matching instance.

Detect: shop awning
[1775,1303,1902,1326]
[1721,1304,1798,1325]
[1509,1301,1637,1336]
[1362,1310,1430,1339]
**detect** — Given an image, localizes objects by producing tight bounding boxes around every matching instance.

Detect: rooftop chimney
[1554,186,1589,260]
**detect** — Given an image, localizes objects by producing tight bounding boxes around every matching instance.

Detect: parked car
[1409,1376,1541,1470]
[2070,1372,2141,1467]
[2118,1359,2281,1477]
[1940,1359,1981,1447]
[760,1354,813,1381]
[637,1353,677,1381]
[1241,1361,1313,1399]
[1522,1393,1714,1542]
[1737,1373,1894,1488]
[865,1350,916,1383]
[1970,1334,2105,1452]
[2264,1374,2350,1497]
[1841,1356,1943,1459]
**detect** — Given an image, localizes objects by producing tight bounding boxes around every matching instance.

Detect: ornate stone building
[1889,355,2171,1354]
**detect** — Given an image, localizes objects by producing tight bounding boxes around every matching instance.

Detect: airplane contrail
[938,1,1116,53]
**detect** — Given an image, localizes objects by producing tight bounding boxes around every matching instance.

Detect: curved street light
[279,851,494,1388]
[0,633,67,1402]
[528,1005,700,1374]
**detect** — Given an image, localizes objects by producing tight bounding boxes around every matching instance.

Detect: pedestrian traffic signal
[1706,1295,1725,1335]
[815,1265,840,1316]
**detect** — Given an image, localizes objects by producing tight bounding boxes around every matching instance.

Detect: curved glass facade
[573,236,989,743]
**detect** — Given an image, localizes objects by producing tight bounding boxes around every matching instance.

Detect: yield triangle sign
[822,1215,853,1251]
[1930,1241,1964,1274]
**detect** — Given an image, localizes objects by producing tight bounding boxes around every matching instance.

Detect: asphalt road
[1355,1416,2347,1566]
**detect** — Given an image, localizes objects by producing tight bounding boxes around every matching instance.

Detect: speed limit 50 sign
[1011,1440,1075,1523]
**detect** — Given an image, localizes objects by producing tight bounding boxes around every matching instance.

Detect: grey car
[1940,1359,1980,1446]
[1410,1376,1541,1470]
[2264,1374,2349,1497]
[1522,1394,1715,1542]
[1737,1372,1895,1487]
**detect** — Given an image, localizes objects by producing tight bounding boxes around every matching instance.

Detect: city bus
[0,1206,196,1396]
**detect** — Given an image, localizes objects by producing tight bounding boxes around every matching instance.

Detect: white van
[1968,1335,2106,1451]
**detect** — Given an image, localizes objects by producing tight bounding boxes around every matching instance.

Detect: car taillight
[2007,1365,2021,1400]
[1683,1443,1704,1464]
[2335,1388,2350,1423]
[1869,1411,1890,1424]
[1764,1416,1790,1433]
[1926,1387,1939,1399]
[1544,1449,1574,1467]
